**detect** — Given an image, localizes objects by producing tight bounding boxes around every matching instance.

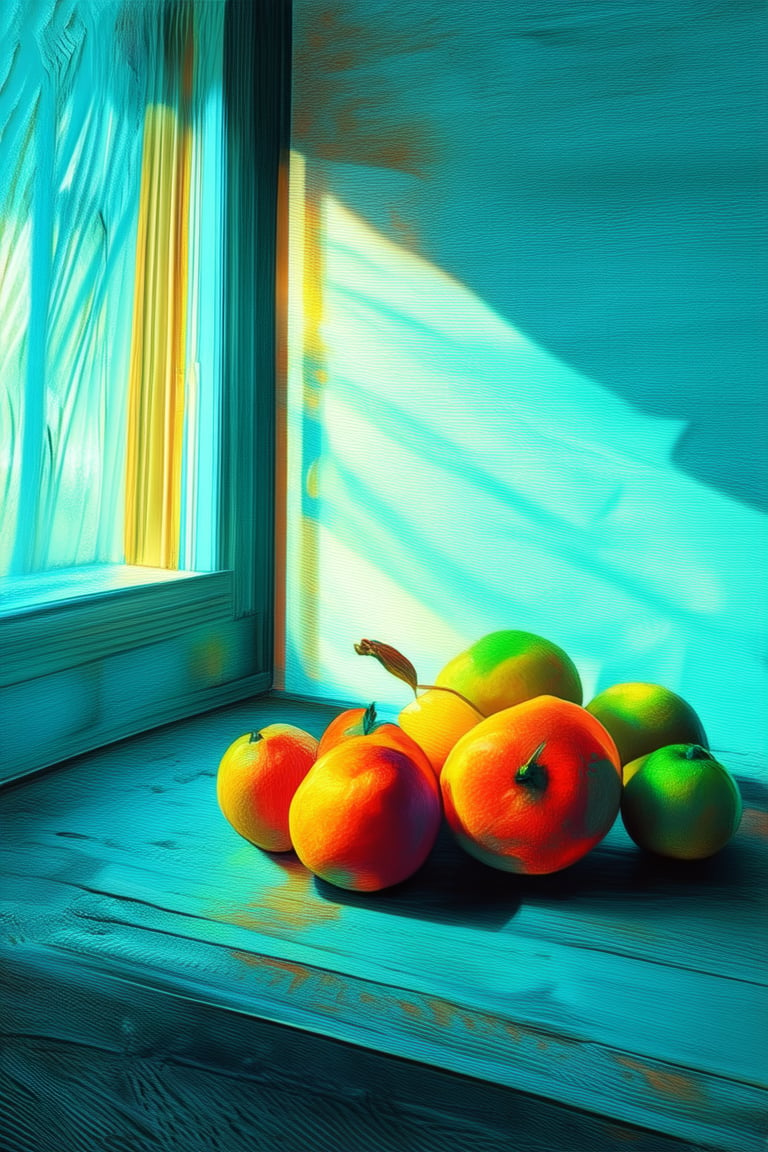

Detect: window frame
[0,0,292,784]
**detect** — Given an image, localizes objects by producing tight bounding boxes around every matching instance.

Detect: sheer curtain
[0,0,224,581]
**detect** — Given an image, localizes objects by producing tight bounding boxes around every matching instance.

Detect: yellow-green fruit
[435,630,582,717]
[585,682,707,767]
[621,743,742,860]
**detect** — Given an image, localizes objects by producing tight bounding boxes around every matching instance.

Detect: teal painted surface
[281,1,768,763]
[1,952,714,1152]
[0,0,288,781]
[2,695,766,1150]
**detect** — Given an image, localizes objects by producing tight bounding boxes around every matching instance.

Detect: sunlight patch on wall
[282,157,768,757]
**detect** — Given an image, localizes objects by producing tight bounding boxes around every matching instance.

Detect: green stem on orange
[515,741,548,790]
[416,683,486,719]
[362,702,377,735]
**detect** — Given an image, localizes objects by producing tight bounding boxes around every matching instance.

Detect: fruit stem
[515,741,548,790]
[354,639,419,692]
[685,744,713,761]
[362,702,377,735]
[416,683,487,719]
[354,637,486,717]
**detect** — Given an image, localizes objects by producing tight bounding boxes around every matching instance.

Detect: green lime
[620,743,742,860]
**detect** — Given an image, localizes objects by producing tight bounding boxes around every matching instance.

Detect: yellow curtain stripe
[124,43,192,569]
[297,160,327,679]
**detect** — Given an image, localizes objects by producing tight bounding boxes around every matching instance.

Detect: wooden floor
[1,693,766,1152]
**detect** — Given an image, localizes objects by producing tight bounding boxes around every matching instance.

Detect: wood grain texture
[2,693,767,1152]
[0,949,722,1152]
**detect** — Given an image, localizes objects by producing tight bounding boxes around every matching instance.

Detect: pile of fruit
[216,631,743,892]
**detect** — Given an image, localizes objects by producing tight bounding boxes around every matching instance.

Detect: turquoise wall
[281,1,767,761]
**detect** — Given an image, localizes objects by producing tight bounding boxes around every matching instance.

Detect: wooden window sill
[1,693,766,1151]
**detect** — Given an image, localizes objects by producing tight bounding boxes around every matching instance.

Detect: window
[0,0,291,782]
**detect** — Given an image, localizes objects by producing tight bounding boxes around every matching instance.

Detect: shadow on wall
[292,0,767,512]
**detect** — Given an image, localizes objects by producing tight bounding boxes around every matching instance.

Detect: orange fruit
[318,702,439,782]
[441,695,621,874]
[217,724,318,852]
[288,737,442,891]
[435,630,583,717]
[316,702,378,758]
[585,682,708,767]
[398,688,482,777]
[620,743,742,860]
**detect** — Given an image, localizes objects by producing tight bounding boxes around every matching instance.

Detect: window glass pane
[0,0,224,579]
[280,1,768,762]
